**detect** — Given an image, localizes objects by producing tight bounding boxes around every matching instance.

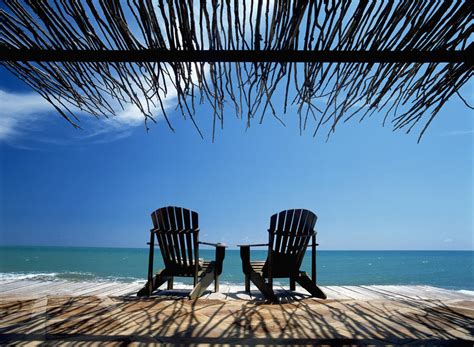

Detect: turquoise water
[0,246,472,290]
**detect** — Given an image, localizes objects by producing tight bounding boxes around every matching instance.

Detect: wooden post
[147,231,155,296]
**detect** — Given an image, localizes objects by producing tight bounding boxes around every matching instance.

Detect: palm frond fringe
[1,0,472,141]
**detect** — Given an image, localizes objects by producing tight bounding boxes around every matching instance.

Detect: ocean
[0,246,472,291]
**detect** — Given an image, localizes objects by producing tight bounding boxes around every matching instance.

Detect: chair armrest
[238,244,268,274]
[198,241,227,247]
[199,241,226,274]
[238,244,268,275]
[240,245,251,275]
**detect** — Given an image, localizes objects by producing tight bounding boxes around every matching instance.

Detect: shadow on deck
[1,286,473,345]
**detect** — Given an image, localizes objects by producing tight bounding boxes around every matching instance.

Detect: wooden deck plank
[323,286,356,300]
[361,285,425,300]
[107,283,143,297]
[98,283,134,296]
[0,280,45,292]
[86,283,127,296]
[324,286,366,300]
[341,286,387,300]
[44,281,105,296]
[0,280,87,296]
[16,281,72,295]
[54,281,100,295]
[417,285,474,300]
[74,282,123,296]
[0,280,22,289]
[52,281,106,296]
[100,283,142,297]
[26,281,81,297]
[0,281,58,294]
[361,285,473,302]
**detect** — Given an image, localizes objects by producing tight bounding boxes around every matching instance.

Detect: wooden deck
[1,280,473,345]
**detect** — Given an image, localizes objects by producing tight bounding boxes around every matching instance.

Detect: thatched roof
[1,1,472,141]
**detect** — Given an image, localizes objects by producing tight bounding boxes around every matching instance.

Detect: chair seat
[249,260,297,278]
[162,260,215,277]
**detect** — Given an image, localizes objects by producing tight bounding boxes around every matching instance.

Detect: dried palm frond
[0,0,472,141]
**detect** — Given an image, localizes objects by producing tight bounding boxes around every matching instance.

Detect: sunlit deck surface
[1,280,473,345]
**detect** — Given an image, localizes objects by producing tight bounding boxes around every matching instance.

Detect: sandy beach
[1,280,473,345]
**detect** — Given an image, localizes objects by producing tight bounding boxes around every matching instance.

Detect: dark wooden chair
[238,209,326,302]
[137,206,226,299]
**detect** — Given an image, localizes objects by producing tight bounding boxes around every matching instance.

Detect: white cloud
[0,61,200,147]
[0,88,148,145]
[0,83,178,146]
[0,89,53,140]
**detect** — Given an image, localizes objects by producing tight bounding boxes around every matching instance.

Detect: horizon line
[1,244,472,252]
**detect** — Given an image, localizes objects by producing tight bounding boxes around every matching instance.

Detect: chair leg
[190,266,215,299]
[214,274,220,292]
[245,274,250,293]
[290,277,296,291]
[167,277,174,290]
[295,271,326,299]
[248,271,277,302]
[137,269,169,297]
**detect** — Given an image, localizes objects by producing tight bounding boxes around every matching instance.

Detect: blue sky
[0,65,472,250]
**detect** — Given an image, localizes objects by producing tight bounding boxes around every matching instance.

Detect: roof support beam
[0,49,472,64]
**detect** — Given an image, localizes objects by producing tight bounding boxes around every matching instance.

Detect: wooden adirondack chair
[137,206,226,299]
[239,209,326,302]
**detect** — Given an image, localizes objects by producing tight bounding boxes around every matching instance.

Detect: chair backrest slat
[293,209,309,255]
[167,206,182,267]
[274,210,287,253]
[286,208,302,254]
[161,207,177,265]
[151,206,199,271]
[280,209,295,253]
[296,211,316,268]
[175,207,188,267]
